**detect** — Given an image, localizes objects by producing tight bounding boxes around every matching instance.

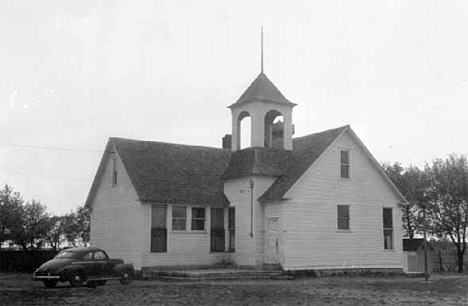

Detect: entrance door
[265,218,279,264]
[211,208,225,252]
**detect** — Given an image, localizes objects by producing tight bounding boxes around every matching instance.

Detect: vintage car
[32,247,134,288]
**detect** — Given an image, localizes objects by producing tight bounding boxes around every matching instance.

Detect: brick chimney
[222,134,232,149]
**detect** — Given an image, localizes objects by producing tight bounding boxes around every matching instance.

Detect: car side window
[93,251,108,260]
[83,252,93,260]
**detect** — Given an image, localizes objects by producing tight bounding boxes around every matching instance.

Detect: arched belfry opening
[264,110,284,148]
[238,111,251,149]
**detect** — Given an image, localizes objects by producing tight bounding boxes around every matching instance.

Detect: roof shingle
[112,138,231,206]
[85,126,349,208]
[228,73,296,108]
[221,147,293,180]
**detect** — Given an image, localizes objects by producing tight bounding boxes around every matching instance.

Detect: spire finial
[261,26,264,74]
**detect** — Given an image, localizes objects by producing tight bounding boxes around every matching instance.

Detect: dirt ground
[0,273,467,306]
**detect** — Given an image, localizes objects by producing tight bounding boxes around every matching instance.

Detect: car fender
[113,263,134,275]
[63,264,86,278]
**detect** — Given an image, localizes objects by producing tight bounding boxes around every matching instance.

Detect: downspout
[249,179,254,237]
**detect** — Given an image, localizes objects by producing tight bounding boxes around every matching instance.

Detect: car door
[81,251,97,277]
[93,251,112,277]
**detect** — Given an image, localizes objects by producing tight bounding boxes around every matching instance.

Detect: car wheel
[69,273,85,287]
[96,280,107,286]
[43,280,58,288]
[119,270,132,285]
[86,280,97,287]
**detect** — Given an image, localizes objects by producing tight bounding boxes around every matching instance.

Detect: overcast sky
[1,0,467,215]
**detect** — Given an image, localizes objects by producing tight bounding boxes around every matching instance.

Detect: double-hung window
[340,150,350,178]
[337,205,350,230]
[191,207,206,231]
[383,208,394,250]
[172,206,187,231]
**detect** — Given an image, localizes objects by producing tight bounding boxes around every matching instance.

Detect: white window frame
[337,205,350,231]
[172,205,187,231]
[340,149,350,179]
[191,206,206,231]
[383,207,394,250]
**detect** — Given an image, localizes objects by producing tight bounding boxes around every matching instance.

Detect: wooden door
[265,218,279,264]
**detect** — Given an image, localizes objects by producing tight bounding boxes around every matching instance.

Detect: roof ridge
[293,125,349,141]
[110,137,228,152]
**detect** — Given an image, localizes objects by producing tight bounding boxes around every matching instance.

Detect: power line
[0,143,106,153]
[0,166,92,182]
[0,164,94,179]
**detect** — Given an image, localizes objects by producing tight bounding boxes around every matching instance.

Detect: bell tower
[228,73,296,151]
[229,28,296,151]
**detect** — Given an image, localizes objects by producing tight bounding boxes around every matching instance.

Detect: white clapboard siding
[141,204,230,267]
[282,130,403,270]
[224,176,276,266]
[90,149,145,269]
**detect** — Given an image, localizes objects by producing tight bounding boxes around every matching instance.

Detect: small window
[191,207,206,231]
[172,206,187,231]
[83,252,93,260]
[340,150,350,178]
[383,208,393,250]
[93,251,108,260]
[112,157,118,186]
[337,205,350,230]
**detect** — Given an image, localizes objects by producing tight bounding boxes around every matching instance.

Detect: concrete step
[141,269,293,281]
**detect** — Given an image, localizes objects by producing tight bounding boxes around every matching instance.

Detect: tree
[427,154,468,273]
[382,163,431,239]
[62,212,79,247]
[62,206,90,247]
[0,185,24,244]
[44,215,64,251]
[76,206,90,246]
[12,200,51,250]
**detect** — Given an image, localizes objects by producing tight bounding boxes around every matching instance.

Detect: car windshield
[54,251,74,259]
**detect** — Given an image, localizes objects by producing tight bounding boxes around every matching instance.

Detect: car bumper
[32,273,60,280]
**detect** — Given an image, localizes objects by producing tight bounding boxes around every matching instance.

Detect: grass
[1,273,467,306]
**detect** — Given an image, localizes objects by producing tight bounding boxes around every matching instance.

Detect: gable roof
[85,125,406,208]
[228,73,296,109]
[258,125,349,202]
[85,138,231,207]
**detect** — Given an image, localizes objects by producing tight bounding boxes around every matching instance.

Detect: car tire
[43,280,58,288]
[86,280,97,287]
[96,280,107,286]
[69,272,85,287]
[119,270,132,285]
